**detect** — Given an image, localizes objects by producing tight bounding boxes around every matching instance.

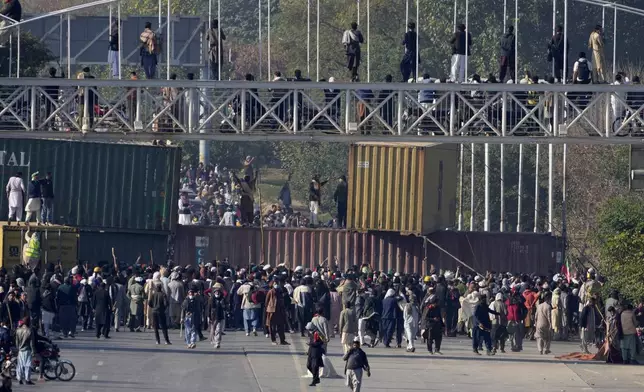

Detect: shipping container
[424,231,561,275]
[78,229,168,266]
[346,142,458,235]
[174,226,560,275]
[0,139,181,232]
[0,222,79,270]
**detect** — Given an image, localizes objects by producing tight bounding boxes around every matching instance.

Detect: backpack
[577,60,590,81]
[251,289,265,305]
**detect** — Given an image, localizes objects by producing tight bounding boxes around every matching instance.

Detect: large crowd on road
[1,252,642,390]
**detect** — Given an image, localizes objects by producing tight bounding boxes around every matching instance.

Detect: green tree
[0,32,55,77]
[595,195,644,301]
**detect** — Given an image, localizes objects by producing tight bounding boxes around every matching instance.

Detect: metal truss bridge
[1,78,644,145]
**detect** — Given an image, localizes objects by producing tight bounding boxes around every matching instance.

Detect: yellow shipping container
[0,223,79,270]
[347,142,458,235]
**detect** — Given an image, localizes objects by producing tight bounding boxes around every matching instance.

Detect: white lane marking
[97,361,104,366]
[99,349,104,353]
[91,375,98,380]
[582,368,600,375]
[634,381,644,386]
[288,337,313,392]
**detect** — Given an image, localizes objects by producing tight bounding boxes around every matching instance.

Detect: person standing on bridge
[342,22,364,82]
[588,25,606,83]
[140,22,160,79]
[206,19,226,81]
[108,19,120,79]
[309,175,327,227]
[5,171,25,225]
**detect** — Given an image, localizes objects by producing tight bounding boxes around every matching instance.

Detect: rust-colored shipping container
[174,226,560,275]
[424,231,561,275]
[174,226,427,274]
[0,222,79,270]
[346,142,458,235]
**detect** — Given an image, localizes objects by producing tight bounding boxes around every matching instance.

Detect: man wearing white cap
[24,172,42,225]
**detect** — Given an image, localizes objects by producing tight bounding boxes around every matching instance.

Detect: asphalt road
[17,328,644,392]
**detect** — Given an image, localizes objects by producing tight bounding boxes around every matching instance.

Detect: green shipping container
[0,139,180,232]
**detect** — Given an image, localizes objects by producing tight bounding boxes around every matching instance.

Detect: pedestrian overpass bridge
[0,78,642,145]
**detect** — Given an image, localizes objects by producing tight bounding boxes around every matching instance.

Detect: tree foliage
[0,32,55,77]
[595,195,644,301]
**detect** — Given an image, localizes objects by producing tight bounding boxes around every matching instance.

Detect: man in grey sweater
[15,317,35,385]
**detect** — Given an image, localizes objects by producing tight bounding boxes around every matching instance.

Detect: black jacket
[109,32,119,51]
[450,30,472,55]
[25,274,41,312]
[39,179,54,199]
[27,180,41,199]
[402,30,417,54]
[499,33,515,57]
[207,296,226,321]
[549,33,568,58]
[149,291,168,314]
[333,182,348,207]
[0,0,21,21]
[92,287,112,325]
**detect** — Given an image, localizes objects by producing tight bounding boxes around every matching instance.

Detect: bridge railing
[1,78,643,138]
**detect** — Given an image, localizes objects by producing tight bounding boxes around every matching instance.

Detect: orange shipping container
[347,142,458,235]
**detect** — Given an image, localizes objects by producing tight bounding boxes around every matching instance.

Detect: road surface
[23,329,644,392]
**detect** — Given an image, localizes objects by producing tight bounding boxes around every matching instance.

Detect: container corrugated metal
[347,142,458,235]
[175,227,560,275]
[0,139,180,232]
[0,222,79,270]
[78,229,168,266]
[174,226,427,274]
[424,231,561,275]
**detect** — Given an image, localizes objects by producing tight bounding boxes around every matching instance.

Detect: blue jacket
[382,296,398,320]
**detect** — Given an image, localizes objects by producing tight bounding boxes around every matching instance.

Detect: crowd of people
[1,250,643,388]
[178,157,349,229]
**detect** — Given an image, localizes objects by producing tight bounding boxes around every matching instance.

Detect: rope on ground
[423,236,484,278]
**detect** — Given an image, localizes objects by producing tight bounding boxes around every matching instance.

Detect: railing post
[30,87,37,131]
[397,90,403,135]
[553,92,559,137]
[134,87,142,131]
[344,89,351,134]
[605,92,611,137]
[240,89,246,134]
[292,90,299,133]
[187,87,195,133]
[501,91,507,137]
[82,88,90,132]
[449,91,456,136]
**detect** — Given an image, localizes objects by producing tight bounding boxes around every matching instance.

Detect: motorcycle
[6,340,76,382]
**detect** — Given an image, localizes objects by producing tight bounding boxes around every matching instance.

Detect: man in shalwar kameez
[5,172,25,225]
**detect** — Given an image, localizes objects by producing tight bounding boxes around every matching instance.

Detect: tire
[43,359,58,381]
[56,360,75,382]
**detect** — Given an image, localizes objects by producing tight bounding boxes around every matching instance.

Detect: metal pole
[207,0,211,80]
[16,27,19,78]
[357,0,360,27]
[484,143,490,231]
[258,0,262,80]
[612,6,616,79]
[470,143,475,231]
[166,0,171,80]
[453,0,457,31]
[552,0,556,78]
[563,0,568,83]
[534,144,540,233]
[405,0,409,31]
[548,143,554,233]
[8,34,11,78]
[514,0,518,84]
[316,0,319,81]
[562,143,568,264]
[59,15,63,76]
[307,0,310,78]
[67,14,71,79]
[458,143,464,230]
[517,143,523,232]
[503,0,507,31]
[367,0,370,82]
[218,0,221,81]
[267,0,271,77]
[465,0,469,81]
[109,5,113,78]
[415,0,419,81]
[500,144,505,232]
[117,2,122,79]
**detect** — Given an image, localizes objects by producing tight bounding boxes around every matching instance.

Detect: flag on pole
[560,258,571,283]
